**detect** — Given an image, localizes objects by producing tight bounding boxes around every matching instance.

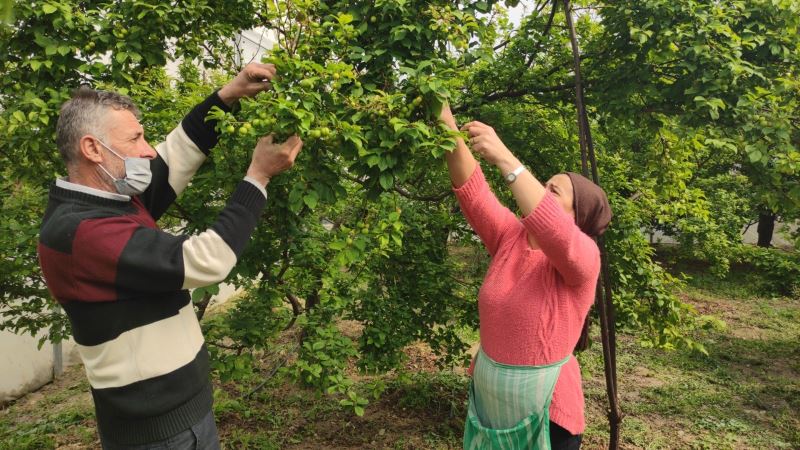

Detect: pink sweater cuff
[521,192,573,239]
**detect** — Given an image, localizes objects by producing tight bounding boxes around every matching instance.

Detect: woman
[440,105,611,450]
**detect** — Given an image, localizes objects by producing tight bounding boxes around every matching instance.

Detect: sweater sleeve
[139,91,231,220]
[452,164,518,257]
[521,192,600,286]
[74,181,266,295]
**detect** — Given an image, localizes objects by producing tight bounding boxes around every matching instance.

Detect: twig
[245,344,299,398]
[524,0,558,70]
[393,184,451,202]
[207,341,246,351]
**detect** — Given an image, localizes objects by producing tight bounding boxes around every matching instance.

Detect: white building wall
[233,28,276,67]
[0,329,79,405]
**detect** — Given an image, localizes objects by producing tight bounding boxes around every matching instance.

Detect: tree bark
[756,212,775,247]
[195,291,212,321]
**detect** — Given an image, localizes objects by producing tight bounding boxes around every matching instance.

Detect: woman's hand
[439,103,459,131]
[461,121,515,171]
[437,103,476,188]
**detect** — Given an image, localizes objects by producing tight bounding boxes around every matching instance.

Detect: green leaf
[42,4,57,14]
[303,191,319,209]
[337,13,353,25]
[379,173,394,190]
[789,186,800,206]
[377,157,389,171]
[707,98,726,110]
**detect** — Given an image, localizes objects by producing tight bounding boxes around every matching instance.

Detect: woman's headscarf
[564,172,612,354]
[564,172,612,237]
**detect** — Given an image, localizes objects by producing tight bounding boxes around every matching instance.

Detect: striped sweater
[453,164,600,435]
[37,92,266,445]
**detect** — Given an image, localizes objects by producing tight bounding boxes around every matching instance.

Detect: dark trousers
[550,420,582,450]
[100,410,220,450]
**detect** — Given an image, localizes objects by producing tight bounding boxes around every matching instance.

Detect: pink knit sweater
[453,164,600,435]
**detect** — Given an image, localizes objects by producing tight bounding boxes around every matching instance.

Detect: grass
[0,262,797,449]
[579,264,800,449]
[211,368,468,449]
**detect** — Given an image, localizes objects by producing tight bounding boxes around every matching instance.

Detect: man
[37,63,302,449]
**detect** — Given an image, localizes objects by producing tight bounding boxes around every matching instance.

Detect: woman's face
[545,174,575,219]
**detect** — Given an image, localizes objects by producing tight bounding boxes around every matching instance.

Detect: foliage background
[1,0,798,412]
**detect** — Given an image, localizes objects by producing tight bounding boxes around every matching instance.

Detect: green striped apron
[463,349,570,450]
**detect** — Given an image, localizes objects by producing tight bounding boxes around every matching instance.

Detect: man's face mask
[94,138,152,196]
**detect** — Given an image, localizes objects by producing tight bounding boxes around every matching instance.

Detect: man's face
[98,109,156,177]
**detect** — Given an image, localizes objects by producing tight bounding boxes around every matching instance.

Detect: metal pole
[563,1,623,448]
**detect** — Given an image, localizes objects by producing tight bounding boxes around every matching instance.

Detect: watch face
[505,173,516,183]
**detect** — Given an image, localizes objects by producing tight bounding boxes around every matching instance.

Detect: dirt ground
[2,291,798,449]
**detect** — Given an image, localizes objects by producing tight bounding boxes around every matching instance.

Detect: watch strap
[504,165,526,184]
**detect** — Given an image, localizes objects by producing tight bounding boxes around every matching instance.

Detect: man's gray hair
[56,87,141,167]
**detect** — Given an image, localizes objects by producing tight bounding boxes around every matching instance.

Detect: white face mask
[95,138,152,196]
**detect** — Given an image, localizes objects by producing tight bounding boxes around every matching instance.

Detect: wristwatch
[504,165,526,184]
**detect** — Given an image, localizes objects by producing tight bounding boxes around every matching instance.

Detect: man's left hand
[218,63,277,107]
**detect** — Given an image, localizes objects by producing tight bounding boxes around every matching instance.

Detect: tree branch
[342,170,449,202]
[194,291,212,321]
[393,184,451,202]
[275,248,291,282]
[207,340,246,351]
[493,38,512,51]
[524,0,558,70]
[455,83,573,113]
[283,292,302,330]
[167,200,192,222]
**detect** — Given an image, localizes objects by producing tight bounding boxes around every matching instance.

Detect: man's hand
[246,134,304,186]
[218,63,277,107]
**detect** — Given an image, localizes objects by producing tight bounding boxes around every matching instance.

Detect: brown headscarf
[564,172,612,237]
[565,172,612,354]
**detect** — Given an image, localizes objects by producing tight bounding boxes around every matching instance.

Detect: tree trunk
[756,213,775,247]
[195,291,212,321]
[564,1,623,448]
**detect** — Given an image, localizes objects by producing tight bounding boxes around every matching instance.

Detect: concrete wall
[0,280,238,406]
[651,221,797,250]
[0,283,241,406]
[0,330,79,405]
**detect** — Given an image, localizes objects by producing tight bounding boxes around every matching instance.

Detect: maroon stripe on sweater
[70,216,140,302]
[38,243,80,304]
